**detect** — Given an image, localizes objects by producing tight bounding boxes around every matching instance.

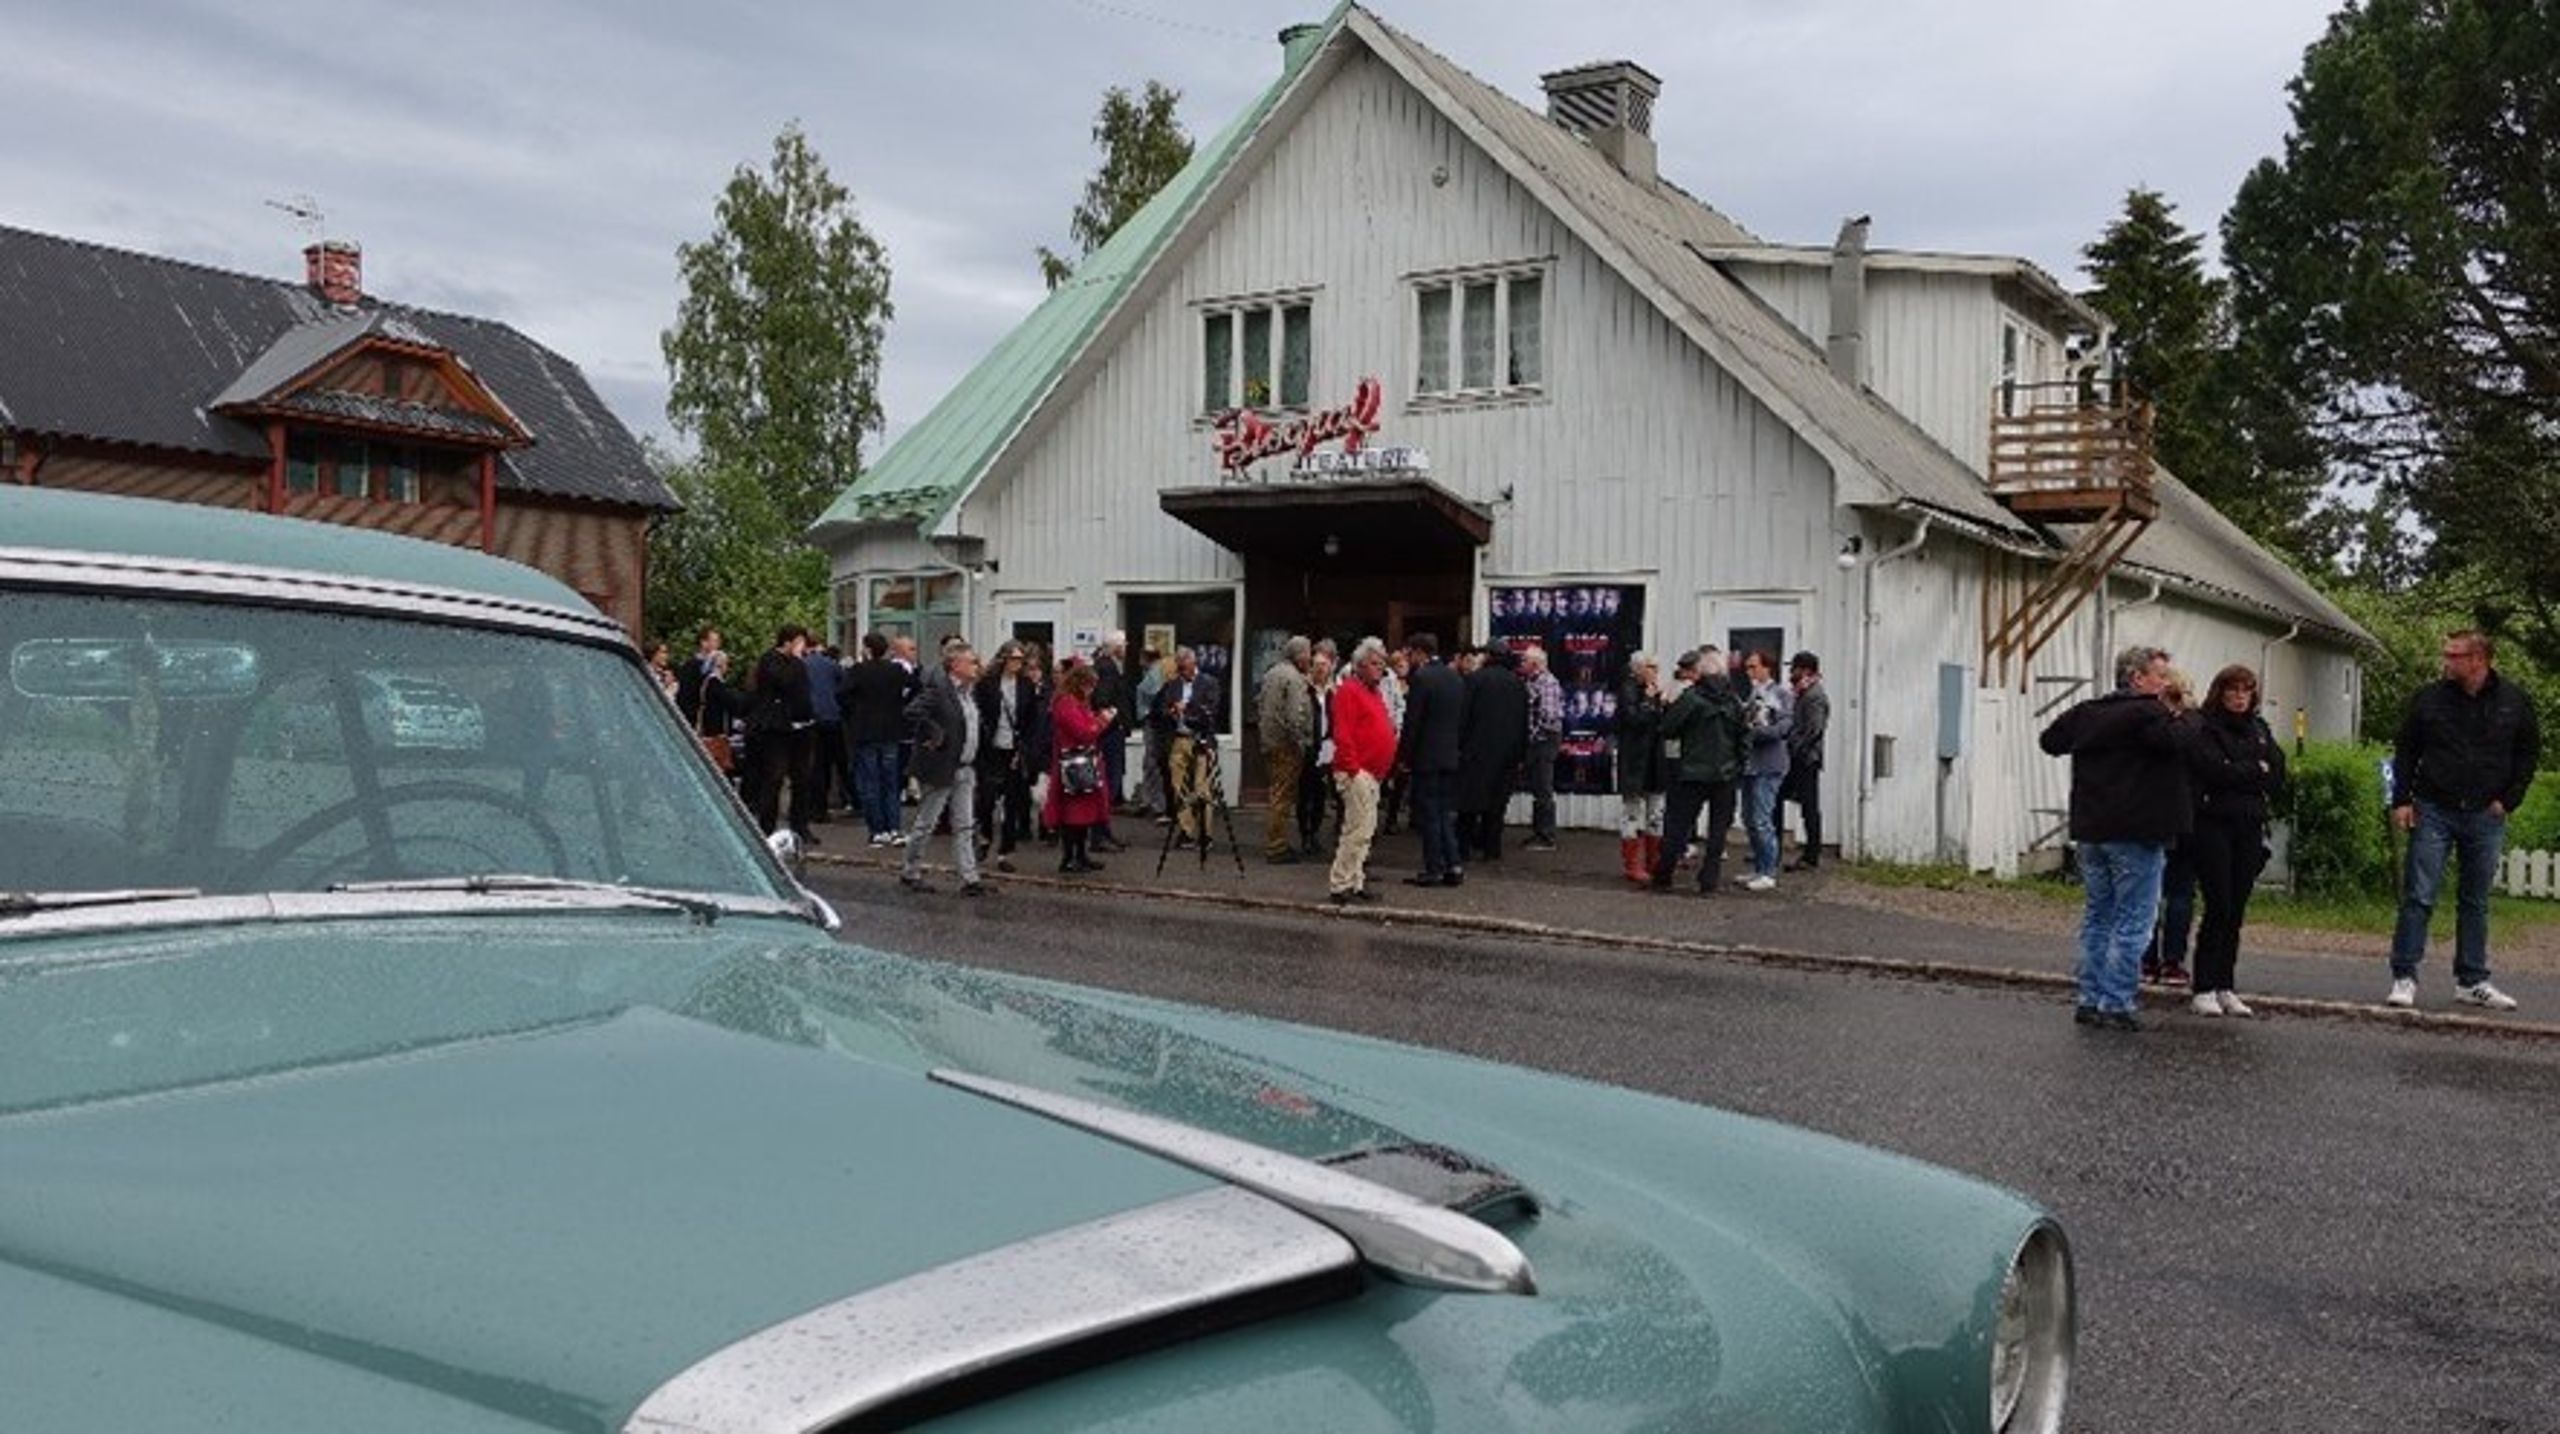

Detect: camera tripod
[1155,732,1247,877]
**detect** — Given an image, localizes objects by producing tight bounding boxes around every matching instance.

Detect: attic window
[1201,294,1314,413]
[1412,264,1546,403]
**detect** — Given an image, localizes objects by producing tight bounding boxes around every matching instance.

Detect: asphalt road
[812,865,2560,1434]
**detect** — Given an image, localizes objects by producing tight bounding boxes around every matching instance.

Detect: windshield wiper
[327,874,734,924]
[1,888,205,919]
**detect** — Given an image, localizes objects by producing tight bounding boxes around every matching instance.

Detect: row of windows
[284,436,429,503]
[1198,266,1548,415]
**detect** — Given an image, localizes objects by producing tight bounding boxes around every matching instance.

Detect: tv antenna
[263,194,326,238]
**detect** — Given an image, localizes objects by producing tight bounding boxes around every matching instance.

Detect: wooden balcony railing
[1987,380,2157,521]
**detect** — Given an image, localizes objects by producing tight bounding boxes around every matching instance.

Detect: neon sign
[1212,376,1383,475]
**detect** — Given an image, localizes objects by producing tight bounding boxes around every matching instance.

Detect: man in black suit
[1090,631,1133,851]
[842,631,916,847]
[1455,644,1529,863]
[1150,646,1223,848]
[743,625,815,839]
[1396,633,1469,886]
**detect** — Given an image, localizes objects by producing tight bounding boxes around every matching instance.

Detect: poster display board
[1119,591,1239,736]
[1486,583,1646,795]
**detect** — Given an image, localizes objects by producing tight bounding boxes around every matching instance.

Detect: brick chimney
[1539,61,1661,187]
[304,239,362,306]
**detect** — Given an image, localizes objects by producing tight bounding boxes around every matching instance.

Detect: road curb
[808,849,2560,1044]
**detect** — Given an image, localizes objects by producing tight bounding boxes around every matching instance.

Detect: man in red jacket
[1329,639,1398,906]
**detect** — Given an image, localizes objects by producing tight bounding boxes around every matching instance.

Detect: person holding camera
[1044,661,1115,874]
[1151,646,1223,849]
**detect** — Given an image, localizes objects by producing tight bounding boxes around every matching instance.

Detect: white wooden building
[810,4,2370,873]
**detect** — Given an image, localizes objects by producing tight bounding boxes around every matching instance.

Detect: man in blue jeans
[2040,644,2189,1031]
[2387,629,2538,1012]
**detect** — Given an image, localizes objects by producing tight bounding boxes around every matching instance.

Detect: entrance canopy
[1160,478,1490,564]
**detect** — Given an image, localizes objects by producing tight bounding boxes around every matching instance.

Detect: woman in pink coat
[1043,661,1116,873]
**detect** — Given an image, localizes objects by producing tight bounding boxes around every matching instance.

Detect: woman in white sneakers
[2184,664,2289,1017]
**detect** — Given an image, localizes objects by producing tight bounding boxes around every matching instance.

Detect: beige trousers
[1331,770,1380,895]
[1264,743,1303,856]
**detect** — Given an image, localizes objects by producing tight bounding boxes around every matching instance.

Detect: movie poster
[1486,583,1646,796]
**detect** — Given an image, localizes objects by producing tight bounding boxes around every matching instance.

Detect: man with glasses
[2040,643,2190,1032]
[2386,629,2539,1011]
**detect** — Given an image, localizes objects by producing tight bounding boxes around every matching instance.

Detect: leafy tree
[663,122,892,532]
[643,440,828,653]
[1036,81,1193,290]
[2080,188,2327,556]
[2223,0,2560,664]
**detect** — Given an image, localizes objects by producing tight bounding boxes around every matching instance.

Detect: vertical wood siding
[36,453,261,508]
[490,501,647,636]
[879,47,2357,849]
[946,50,1846,820]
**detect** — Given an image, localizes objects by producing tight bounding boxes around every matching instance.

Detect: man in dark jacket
[743,626,816,839]
[1092,631,1134,847]
[1649,649,1747,893]
[842,632,917,846]
[899,643,987,895]
[1455,645,1529,863]
[1782,651,1830,870]
[2387,629,2539,1011]
[1396,633,1469,886]
[2039,643,2189,1030]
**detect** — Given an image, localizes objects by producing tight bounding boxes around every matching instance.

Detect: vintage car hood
[0,913,2042,1432]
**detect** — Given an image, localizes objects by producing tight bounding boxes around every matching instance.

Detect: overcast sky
[8,0,2338,459]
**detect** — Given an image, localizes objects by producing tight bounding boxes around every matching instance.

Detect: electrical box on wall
[1937,662,1970,760]
[1872,732,1896,781]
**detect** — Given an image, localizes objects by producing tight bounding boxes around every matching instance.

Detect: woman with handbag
[1044,662,1114,874]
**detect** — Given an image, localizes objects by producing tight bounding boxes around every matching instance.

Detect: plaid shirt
[1526,669,1565,743]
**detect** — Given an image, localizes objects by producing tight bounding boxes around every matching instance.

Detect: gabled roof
[815,4,2366,645]
[0,224,673,510]
[807,5,1349,540]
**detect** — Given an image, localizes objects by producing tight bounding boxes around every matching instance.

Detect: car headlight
[1988,1222,2073,1433]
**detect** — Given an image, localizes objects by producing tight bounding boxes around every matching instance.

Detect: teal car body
[0,489,2071,1432]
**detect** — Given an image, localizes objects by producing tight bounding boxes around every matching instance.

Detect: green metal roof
[808,5,1347,542]
[0,485,589,612]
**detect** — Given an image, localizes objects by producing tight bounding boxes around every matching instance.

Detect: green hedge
[2281,741,2394,896]
[2280,739,2560,893]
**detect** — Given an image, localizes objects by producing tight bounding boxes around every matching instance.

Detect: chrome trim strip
[0,546,630,650]
[622,1185,1356,1434]
[931,1069,1537,1296]
[0,887,814,947]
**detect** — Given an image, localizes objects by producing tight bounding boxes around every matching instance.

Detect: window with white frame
[1413,265,1545,400]
[1200,294,1313,413]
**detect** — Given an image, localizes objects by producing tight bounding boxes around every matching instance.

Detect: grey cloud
[3,0,2336,461]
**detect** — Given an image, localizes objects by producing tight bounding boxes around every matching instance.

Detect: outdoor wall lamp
[1836,535,1865,570]
[1322,533,1342,558]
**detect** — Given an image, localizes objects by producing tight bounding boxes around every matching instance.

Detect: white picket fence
[2499,848,2560,899]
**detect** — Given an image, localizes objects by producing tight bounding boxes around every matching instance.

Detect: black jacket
[903,674,973,787]
[1454,663,1530,810]
[1397,660,1468,775]
[746,649,813,735]
[1149,671,1222,737]
[2392,672,2540,813]
[2190,708,2289,829]
[974,671,1044,769]
[2039,690,2191,844]
[841,657,915,746]
[1615,676,1668,794]
[1093,655,1131,734]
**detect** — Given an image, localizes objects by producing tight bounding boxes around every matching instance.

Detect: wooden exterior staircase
[1979,379,2156,690]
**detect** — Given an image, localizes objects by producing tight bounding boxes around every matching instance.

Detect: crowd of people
[2041,629,2538,1030]
[656,618,2537,1022]
[656,620,1835,904]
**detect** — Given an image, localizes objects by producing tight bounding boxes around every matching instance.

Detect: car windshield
[0,591,790,905]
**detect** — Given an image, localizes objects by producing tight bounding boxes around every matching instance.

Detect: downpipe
[1853,513,1932,860]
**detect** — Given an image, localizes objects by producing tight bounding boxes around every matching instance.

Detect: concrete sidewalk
[811,802,2554,1039]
